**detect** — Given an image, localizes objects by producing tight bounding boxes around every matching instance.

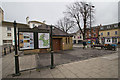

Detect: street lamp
[89,5,95,47]
[13,21,20,76]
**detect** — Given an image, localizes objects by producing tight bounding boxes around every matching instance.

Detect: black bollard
[4,48,6,55]
[9,46,11,53]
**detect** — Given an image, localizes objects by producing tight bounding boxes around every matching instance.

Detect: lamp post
[89,5,95,47]
[13,21,20,76]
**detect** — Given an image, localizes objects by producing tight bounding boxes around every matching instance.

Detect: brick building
[86,25,100,44]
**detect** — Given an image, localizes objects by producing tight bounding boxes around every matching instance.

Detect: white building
[72,30,83,44]
[0,8,46,46]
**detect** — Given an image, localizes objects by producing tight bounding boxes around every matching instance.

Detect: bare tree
[64,1,95,40]
[56,17,75,33]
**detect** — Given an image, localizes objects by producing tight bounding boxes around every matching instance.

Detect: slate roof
[38,24,73,37]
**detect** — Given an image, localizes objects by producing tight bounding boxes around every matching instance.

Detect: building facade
[72,30,83,44]
[99,23,120,44]
[86,25,100,44]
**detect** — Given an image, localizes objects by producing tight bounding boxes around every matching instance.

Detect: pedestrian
[83,40,87,49]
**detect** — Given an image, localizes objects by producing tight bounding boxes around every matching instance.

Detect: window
[107,38,110,42]
[80,36,81,39]
[107,32,110,36]
[7,33,11,36]
[112,38,117,43]
[74,40,76,44]
[3,40,12,44]
[115,31,117,35]
[68,37,70,44]
[33,24,35,27]
[100,27,103,30]
[74,36,76,38]
[66,38,67,44]
[107,26,110,29]
[114,24,118,28]
[7,27,11,31]
[93,29,95,32]
[94,34,96,37]
[101,33,103,36]
[89,34,91,37]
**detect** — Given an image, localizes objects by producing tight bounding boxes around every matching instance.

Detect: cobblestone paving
[36,47,117,68]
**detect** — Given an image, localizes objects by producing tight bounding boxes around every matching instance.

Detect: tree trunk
[83,18,86,40]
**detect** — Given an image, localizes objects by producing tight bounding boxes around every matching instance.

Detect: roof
[100,23,120,31]
[28,20,45,24]
[2,21,29,28]
[38,24,73,37]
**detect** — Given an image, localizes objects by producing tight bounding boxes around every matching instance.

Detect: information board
[19,32,34,50]
[38,33,50,48]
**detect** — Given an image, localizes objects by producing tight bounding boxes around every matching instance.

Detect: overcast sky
[0,0,119,32]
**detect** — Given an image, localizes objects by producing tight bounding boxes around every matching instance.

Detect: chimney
[99,24,102,27]
[26,16,29,24]
[43,20,46,24]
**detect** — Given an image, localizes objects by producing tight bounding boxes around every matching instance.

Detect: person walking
[83,40,87,49]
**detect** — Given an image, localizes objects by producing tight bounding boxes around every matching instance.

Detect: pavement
[36,47,117,68]
[1,51,118,78]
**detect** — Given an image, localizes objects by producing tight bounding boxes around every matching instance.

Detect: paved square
[2,47,118,78]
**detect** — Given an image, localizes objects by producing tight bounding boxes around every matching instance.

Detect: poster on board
[38,33,50,48]
[19,32,34,50]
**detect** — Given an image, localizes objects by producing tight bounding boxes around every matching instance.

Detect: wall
[72,31,83,44]
[99,29,119,37]
[0,8,3,45]
[23,36,73,54]
[62,37,73,50]
[99,29,120,44]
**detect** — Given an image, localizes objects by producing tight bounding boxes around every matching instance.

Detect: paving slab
[1,48,118,78]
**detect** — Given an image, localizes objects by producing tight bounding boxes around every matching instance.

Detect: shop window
[107,38,110,42]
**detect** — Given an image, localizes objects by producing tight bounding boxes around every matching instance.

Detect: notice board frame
[18,27,50,51]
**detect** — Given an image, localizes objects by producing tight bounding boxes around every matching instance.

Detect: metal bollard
[4,48,6,55]
[10,46,11,53]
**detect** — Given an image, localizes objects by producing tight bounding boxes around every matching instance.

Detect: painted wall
[0,8,3,46]
[72,31,83,44]
[99,29,120,44]
[99,29,119,37]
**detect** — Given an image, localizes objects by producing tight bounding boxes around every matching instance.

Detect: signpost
[50,25,55,69]
[13,24,55,76]
[18,27,50,50]
[19,32,34,50]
